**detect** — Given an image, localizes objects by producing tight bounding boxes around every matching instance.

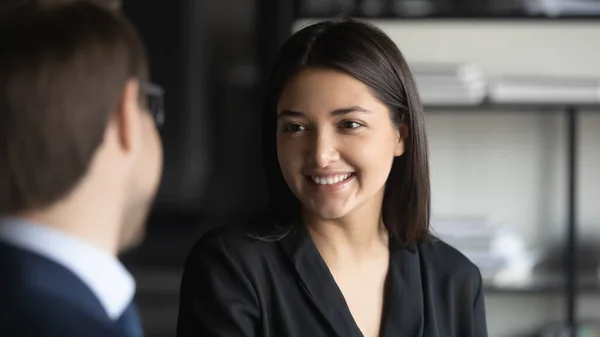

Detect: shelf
[423,101,600,111]
[297,12,600,23]
[296,14,600,21]
[484,273,600,295]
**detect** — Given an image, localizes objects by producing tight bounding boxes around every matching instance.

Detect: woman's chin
[305,204,351,221]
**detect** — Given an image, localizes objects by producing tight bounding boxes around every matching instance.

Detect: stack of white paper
[488,76,600,104]
[411,63,487,106]
[431,217,539,286]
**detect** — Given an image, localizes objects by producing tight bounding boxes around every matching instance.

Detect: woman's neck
[305,212,389,268]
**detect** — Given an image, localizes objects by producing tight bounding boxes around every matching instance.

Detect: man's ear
[114,79,142,154]
[394,124,408,157]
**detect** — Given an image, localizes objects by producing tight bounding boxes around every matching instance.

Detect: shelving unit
[424,103,600,331]
[255,1,600,334]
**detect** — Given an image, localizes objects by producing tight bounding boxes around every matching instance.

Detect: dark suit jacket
[0,241,128,337]
[177,224,488,337]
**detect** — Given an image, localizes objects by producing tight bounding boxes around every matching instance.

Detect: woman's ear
[394,124,408,157]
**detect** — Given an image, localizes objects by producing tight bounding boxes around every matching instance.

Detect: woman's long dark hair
[260,18,430,245]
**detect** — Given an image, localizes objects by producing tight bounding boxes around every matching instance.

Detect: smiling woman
[177,18,489,337]
[276,68,405,224]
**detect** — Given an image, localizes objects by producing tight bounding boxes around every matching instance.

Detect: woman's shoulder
[194,223,259,245]
[416,235,482,285]
[185,223,286,265]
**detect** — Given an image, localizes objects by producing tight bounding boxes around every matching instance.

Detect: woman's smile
[305,172,356,193]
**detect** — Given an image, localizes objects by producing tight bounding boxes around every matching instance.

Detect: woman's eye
[282,123,307,133]
[339,120,362,129]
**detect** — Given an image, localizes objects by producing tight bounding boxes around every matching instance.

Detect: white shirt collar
[0,217,135,320]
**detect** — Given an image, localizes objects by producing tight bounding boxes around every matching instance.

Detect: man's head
[0,0,163,253]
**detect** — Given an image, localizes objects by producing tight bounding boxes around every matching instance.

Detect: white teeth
[311,173,351,185]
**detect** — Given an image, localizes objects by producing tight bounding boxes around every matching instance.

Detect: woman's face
[276,68,405,222]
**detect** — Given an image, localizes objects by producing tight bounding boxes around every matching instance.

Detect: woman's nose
[307,132,340,168]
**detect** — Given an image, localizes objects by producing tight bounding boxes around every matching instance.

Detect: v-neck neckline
[277,224,425,337]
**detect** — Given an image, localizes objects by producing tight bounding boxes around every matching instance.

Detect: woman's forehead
[277,68,383,115]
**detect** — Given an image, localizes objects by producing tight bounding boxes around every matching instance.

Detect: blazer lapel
[278,225,364,337]
[381,239,424,337]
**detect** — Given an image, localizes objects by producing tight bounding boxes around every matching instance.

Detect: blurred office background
[119,1,600,336]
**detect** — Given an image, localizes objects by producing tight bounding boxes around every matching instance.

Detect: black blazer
[0,241,129,337]
[177,224,488,337]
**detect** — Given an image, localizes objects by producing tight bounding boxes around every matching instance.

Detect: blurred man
[0,1,163,336]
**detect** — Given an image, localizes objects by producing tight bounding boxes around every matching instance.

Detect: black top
[177,224,488,337]
[0,241,129,337]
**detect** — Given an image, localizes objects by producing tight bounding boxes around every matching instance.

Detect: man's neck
[18,196,122,256]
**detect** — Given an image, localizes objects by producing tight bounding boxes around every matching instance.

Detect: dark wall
[123,0,267,229]
[121,2,267,335]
